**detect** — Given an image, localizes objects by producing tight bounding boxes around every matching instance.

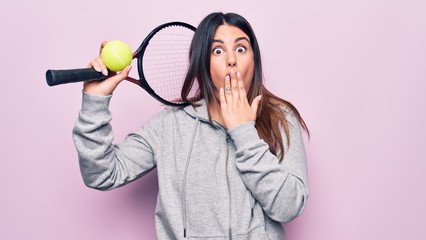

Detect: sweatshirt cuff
[80,91,112,118]
[228,121,261,150]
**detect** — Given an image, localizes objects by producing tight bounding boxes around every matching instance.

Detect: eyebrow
[212,36,250,44]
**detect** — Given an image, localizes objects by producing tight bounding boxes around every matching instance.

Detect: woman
[73,12,309,239]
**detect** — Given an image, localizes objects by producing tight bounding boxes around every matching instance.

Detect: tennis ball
[101,40,132,72]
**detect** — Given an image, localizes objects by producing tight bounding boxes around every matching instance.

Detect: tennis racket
[46,22,199,106]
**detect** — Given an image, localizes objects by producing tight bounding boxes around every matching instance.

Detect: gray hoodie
[72,92,308,239]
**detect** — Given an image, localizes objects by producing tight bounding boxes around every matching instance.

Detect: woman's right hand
[83,41,132,96]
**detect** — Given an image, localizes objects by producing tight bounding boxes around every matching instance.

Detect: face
[210,24,255,96]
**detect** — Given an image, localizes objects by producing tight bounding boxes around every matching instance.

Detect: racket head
[134,22,199,106]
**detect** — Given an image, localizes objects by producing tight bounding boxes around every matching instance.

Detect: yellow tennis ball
[101,40,132,72]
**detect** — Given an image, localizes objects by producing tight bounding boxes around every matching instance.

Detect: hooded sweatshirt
[72,92,308,240]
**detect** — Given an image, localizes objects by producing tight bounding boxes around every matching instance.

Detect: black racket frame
[45,21,196,106]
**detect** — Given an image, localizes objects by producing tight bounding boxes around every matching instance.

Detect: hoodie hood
[182,99,211,123]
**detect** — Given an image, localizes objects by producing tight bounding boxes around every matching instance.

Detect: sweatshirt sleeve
[228,110,308,223]
[72,92,162,191]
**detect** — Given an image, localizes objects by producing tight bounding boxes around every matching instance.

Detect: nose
[227,53,237,68]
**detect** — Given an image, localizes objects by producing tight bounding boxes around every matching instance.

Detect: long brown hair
[181,12,309,161]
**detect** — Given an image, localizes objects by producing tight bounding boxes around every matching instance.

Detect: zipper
[182,118,200,238]
[225,133,233,240]
[249,193,255,218]
[183,122,234,239]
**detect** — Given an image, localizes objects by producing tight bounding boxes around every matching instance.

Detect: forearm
[72,92,157,190]
[229,121,308,222]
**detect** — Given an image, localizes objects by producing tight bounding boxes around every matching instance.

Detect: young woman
[73,12,309,239]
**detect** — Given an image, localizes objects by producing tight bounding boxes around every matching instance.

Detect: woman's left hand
[219,71,262,130]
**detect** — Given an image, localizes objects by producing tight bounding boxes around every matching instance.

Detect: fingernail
[225,75,230,81]
[237,72,241,77]
[102,68,108,76]
[95,66,101,72]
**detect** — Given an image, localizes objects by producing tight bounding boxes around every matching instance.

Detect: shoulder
[283,107,298,125]
[268,98,297,122]
[148,106,182,121]
[267,98,303,135]
[145,105,193,126]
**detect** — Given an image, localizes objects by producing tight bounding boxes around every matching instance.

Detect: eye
[236,46,246,53]
[212,47,223,55]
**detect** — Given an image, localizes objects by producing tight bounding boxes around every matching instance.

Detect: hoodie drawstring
[182,117,200,238]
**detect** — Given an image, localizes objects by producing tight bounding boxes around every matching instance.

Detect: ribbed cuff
[227,121,260,150]
[80,91,112,118]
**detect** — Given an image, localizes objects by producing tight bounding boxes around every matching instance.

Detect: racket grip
[46,68,108,86]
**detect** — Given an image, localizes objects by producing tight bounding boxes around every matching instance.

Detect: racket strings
[142,27,197,104]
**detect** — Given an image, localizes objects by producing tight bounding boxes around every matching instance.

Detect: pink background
[1,0,425,239]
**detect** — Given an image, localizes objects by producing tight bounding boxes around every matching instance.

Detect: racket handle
[46,68,108,86]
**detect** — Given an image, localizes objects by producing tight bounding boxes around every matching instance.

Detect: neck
[208,98,225,126]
